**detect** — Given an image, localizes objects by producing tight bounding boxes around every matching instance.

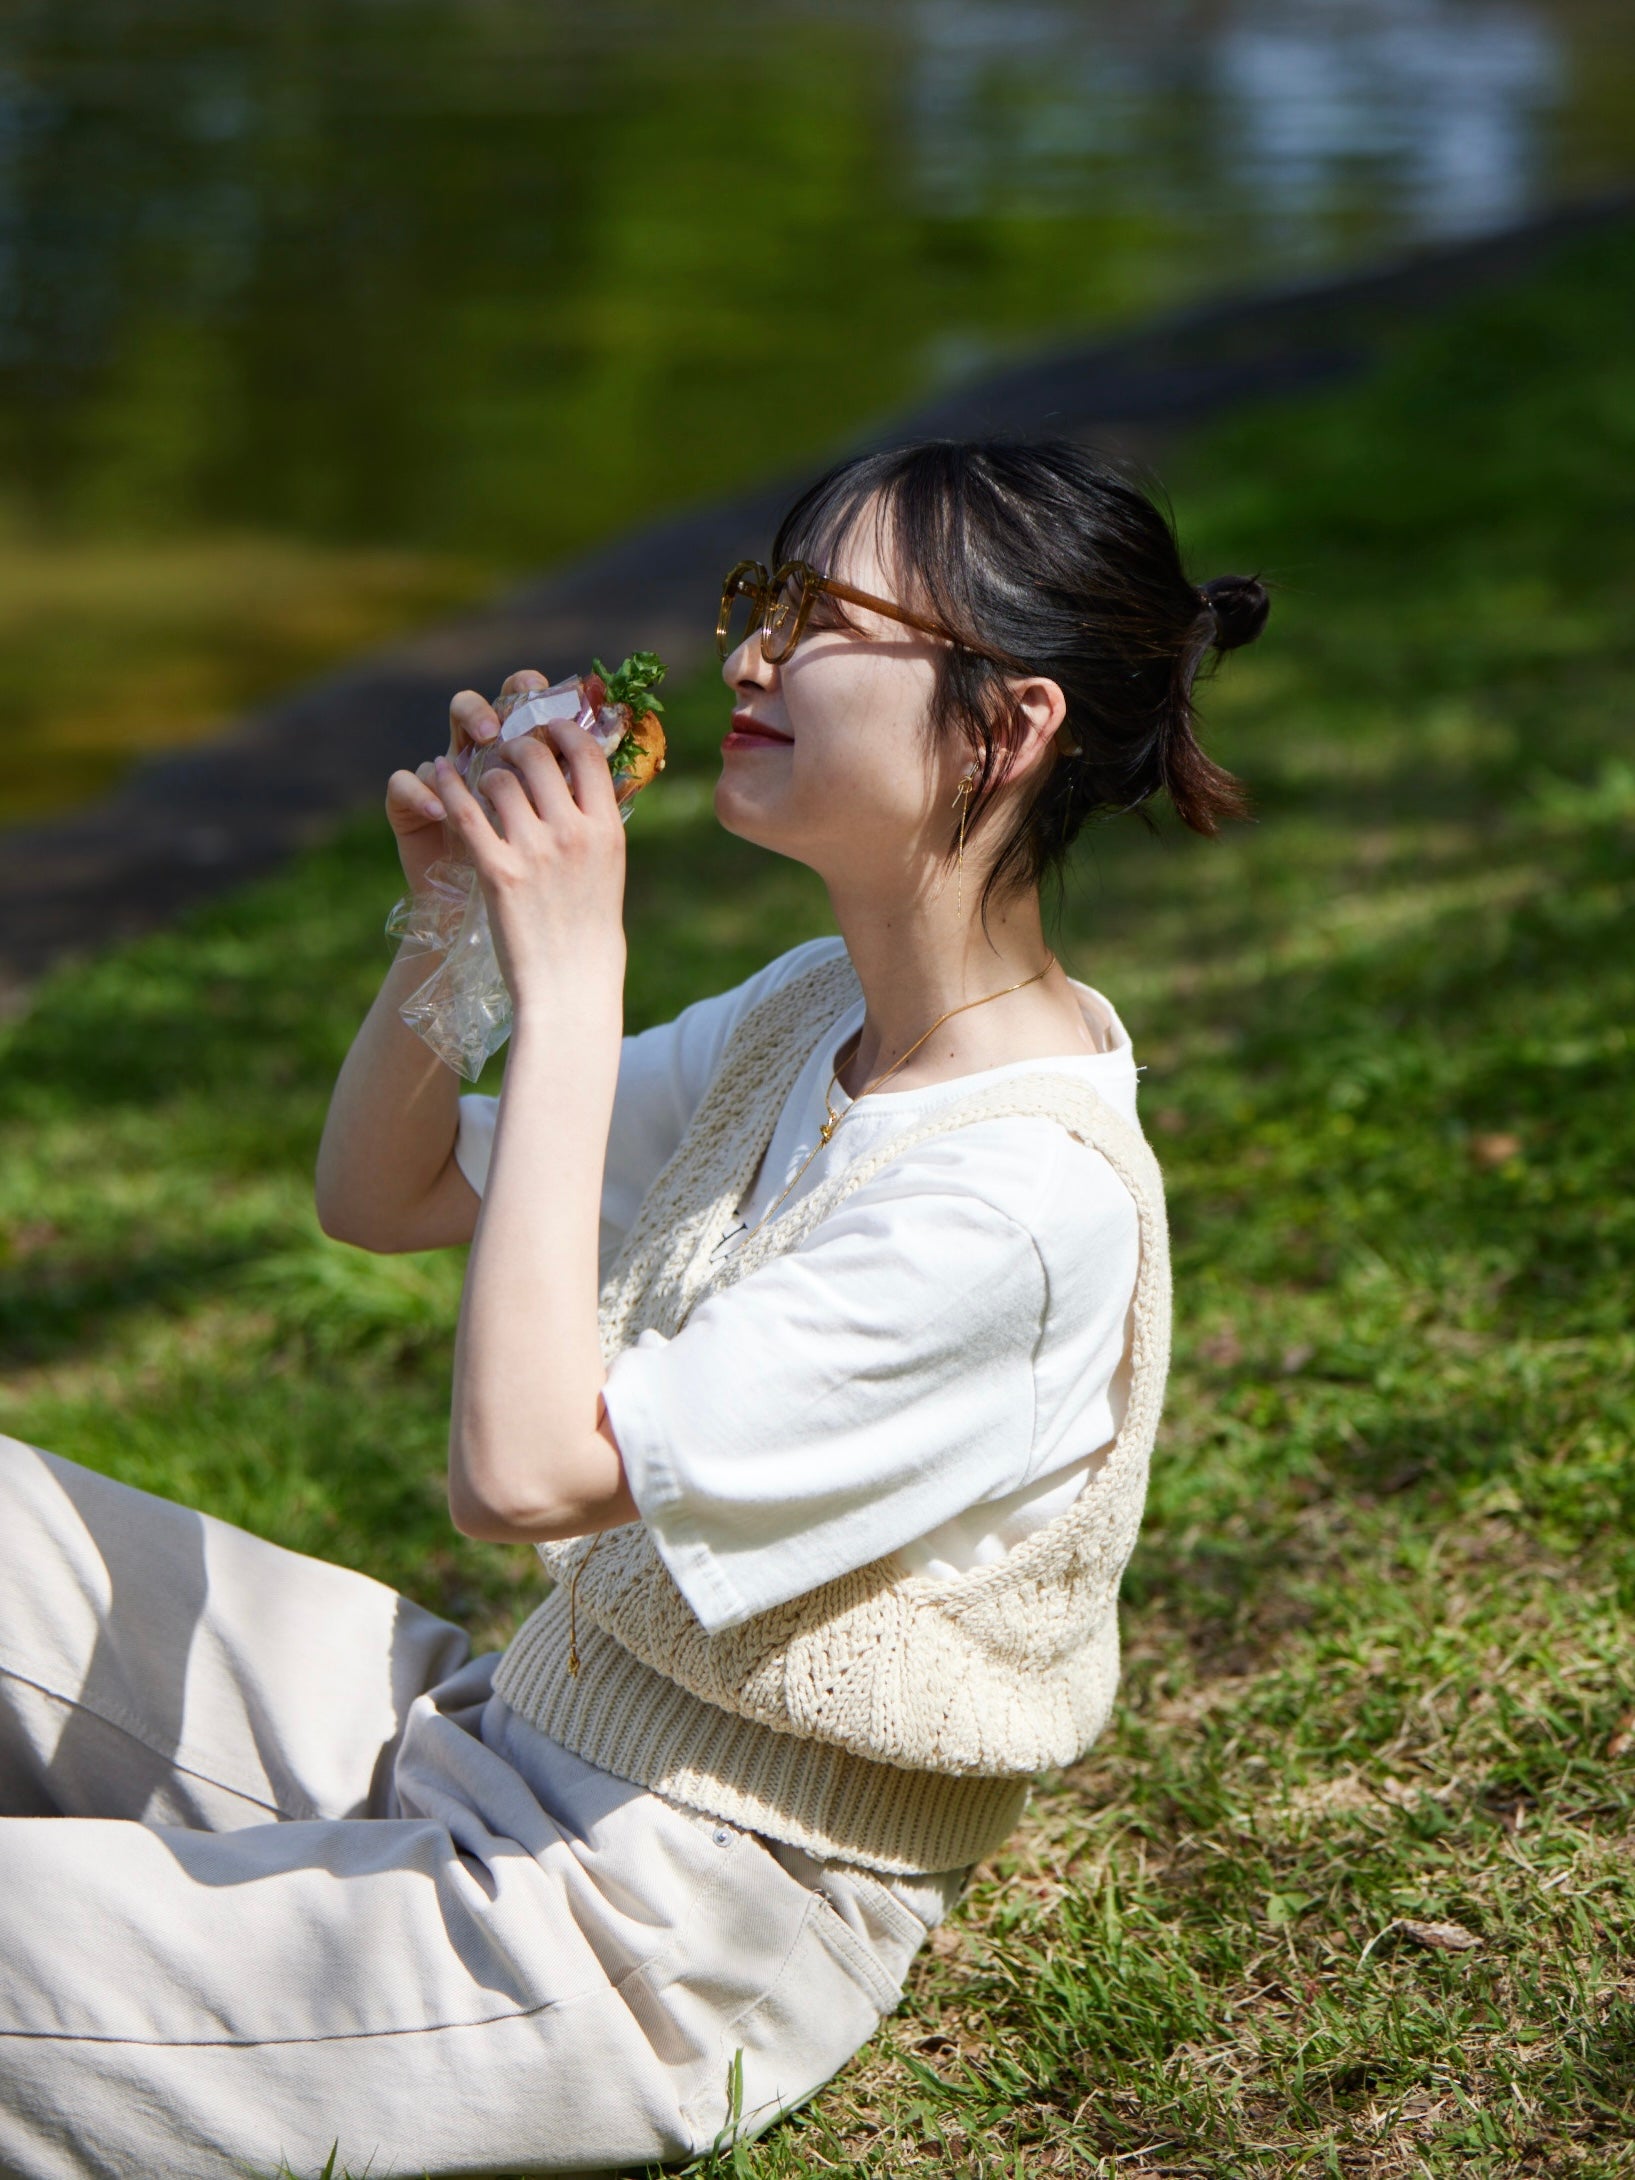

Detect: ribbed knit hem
[493,1596,1030,1877]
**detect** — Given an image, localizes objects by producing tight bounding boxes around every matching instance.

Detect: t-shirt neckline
[820,978,1130,1117]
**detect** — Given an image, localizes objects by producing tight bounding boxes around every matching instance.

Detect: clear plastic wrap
[386,658,665,1081]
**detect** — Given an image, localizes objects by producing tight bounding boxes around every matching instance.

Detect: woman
[0,439,1267,2178]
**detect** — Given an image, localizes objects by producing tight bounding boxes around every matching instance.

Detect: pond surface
[2,0,1630,819]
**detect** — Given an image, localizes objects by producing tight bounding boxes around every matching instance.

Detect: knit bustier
[494,947,1172,1873]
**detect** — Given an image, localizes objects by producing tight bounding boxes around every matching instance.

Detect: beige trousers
[0,1437,958,2180]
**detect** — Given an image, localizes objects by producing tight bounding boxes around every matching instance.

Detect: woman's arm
[314,945,480,1254]
[434,722,638,1542]
[315,676,521,1255]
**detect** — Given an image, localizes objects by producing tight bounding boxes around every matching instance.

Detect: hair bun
[1199,573,1270,653]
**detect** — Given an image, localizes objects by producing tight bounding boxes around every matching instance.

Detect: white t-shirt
[454,935,1141,1637]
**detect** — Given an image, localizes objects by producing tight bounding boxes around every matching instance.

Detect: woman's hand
[320,669,549,1259]
[432,707,628,1006]
[383,670,547,896]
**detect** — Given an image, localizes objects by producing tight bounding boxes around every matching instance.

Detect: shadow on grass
[0,1236,270,1369]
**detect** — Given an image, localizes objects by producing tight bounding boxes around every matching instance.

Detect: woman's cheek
[803,731,876,811]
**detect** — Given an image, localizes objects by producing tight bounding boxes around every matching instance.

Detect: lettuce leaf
[593,650,667,722]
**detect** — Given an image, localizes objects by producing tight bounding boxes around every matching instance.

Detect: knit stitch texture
[494,948,1172,1871]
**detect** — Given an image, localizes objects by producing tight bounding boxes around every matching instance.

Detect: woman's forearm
[318,672,523,1255]
[314,944,475,1253]
[447,972,636,1539]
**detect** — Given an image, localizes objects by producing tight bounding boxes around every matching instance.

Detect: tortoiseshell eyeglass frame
[716,558,1016,669]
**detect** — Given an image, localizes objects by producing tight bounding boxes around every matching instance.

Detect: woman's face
[713,508,962,896]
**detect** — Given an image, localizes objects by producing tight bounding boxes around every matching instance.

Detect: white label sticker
[500,687,584,740]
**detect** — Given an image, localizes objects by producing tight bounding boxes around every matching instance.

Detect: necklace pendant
[818,1116,837,1146]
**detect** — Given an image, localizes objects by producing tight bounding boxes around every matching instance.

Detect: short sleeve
[600,1155,1050,1634]
[453,1093,499,1195]
[452,935,846,1279]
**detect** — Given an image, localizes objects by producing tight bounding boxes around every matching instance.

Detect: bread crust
[613,708,666,799]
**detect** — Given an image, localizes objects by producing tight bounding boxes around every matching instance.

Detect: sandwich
[481,650,667,811]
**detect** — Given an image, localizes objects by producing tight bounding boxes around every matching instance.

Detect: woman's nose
[720,630,775,689]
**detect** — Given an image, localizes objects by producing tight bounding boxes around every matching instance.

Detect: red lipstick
[723,710,793,752]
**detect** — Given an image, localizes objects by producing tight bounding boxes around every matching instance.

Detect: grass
[3,220,1635,2177]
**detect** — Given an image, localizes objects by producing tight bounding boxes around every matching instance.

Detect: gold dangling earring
[952,772,976,917]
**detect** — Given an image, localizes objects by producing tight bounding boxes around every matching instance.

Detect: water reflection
[1215,0,1563,242]
[0,0,1625,818]
[910,0,1566,240]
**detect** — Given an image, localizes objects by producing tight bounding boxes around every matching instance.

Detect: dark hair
[771,439,1268,927]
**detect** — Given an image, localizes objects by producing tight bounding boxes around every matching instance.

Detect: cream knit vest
[494,948,1172,1874]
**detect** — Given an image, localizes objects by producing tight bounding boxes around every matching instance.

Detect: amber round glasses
[716,558,1015,669]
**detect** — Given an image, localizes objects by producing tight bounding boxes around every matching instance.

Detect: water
[1,0,1629,819]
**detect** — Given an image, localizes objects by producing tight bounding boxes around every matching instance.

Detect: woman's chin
[711,772,787,850]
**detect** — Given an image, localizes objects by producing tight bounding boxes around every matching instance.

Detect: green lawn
[3,225,1634,2179]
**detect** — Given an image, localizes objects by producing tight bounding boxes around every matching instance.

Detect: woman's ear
[991,675,1069,788]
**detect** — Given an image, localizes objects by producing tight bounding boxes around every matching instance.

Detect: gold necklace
[731,953,1057,1248]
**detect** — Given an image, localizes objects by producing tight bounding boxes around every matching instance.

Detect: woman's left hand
[433,719,627,1004]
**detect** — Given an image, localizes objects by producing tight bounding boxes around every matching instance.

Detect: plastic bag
[386,658,665,1081]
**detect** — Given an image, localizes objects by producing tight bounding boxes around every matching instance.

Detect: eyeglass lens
[718,577,763,661]
[719,567,808,662]
[761,568,806,661]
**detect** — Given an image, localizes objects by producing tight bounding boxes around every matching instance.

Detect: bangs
[770,448,971,634]
[770,464,876,575]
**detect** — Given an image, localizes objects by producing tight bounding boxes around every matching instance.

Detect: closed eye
[805,597,860,637]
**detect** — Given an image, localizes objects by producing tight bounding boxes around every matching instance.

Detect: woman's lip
[724,714,793,747]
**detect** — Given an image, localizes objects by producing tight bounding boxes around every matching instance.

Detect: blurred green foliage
[2,220,1634,2176]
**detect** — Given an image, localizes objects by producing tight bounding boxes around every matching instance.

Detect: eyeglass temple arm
[725,562,1021,671]
[809,573,951,642]
[811,573,1025,672]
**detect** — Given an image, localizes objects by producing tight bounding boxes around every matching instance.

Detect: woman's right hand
[384,670,551,895]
